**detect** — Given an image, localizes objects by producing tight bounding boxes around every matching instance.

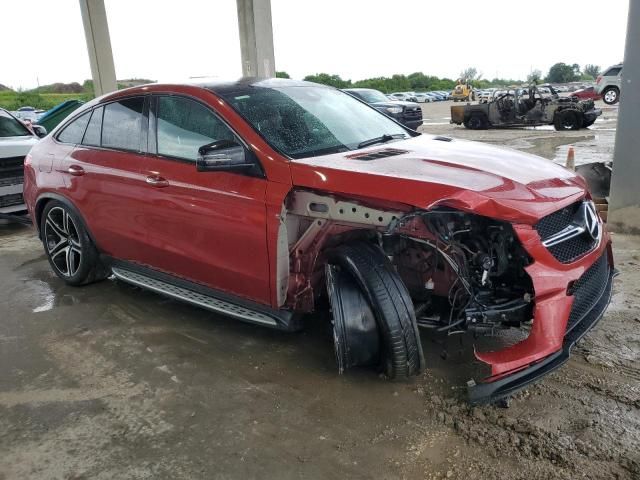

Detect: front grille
[403,107,422,120]
[0,193,23,208]
[535,202,580,240]
[535,201,598,263]
[567,254,609,334]
[547,235,597,263]
[0,156,25,181]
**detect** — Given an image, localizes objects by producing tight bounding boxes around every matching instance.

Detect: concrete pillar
[78,0,117,96]
[609,0,640,232]
[236,0,275,77]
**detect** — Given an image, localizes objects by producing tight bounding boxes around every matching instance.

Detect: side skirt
[102,257,302,332]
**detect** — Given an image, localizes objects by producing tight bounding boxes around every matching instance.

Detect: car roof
[99,77,331,104]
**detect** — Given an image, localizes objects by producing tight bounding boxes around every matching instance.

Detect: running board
[111,266,299,331]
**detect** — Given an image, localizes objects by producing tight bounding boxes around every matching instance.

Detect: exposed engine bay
[386,210,534,335]
[283,189,536,355]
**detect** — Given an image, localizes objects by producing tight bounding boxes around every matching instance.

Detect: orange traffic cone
[565,146,575,171]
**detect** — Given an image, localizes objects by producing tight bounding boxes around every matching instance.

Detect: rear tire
[465,113,488,130]
[554,110,580,131]
[602,87,619,105]
[330,241,424,380]
[41,200,108,286]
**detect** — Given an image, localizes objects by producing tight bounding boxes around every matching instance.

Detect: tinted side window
[102,98,144,151]
[156,96,235,161]
[58,112,91,144]
[82,106,103,146]
[605,67,622,76]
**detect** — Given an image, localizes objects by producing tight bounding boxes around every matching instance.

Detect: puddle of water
[553,132,615,166]
[29,279,56,313]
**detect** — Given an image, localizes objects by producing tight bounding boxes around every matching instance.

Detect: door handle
[146,174,169,188]
[67,165,85,176]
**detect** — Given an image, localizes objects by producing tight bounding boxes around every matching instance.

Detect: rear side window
[82,106,103,147]
[58,112,91,144]
[156,96,235,161]
[604,67,622,76]
[102,98,144,151]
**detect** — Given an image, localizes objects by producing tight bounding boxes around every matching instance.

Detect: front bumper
[468,259,615,404]
[400,118,423,130]
[584,108,602,122]
[0,182,27,216]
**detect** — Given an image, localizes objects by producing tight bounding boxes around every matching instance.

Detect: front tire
[330,241,424,380]
[554,110,580,131]
[41,200,108,286]
[602,87,619,105]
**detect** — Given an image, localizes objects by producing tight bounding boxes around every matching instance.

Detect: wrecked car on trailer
[451,84,602,131]
[24,79,615,405]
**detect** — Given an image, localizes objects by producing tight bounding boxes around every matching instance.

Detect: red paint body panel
[475,225,612,377]
[290,134,586,224]
[61,146,152,262]
[23,80,613,387]
[572,88,602,101]
[138,155,272,303]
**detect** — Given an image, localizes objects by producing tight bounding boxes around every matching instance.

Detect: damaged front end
[282,190,614,404]
[386,201,613,404]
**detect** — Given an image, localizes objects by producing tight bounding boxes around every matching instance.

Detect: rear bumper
[468,259,616,405]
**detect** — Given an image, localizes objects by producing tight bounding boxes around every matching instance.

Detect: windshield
[350,89,390,103]
[0,110,31,137]
[220,86,408,159]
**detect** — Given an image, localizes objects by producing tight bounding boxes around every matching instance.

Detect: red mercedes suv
[23,79,614,404]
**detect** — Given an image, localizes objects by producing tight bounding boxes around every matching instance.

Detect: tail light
[596,75,602,84]
[24,153,32,166]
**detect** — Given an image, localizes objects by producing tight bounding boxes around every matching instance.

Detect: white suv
[596,64,623,105]
[0,108,40,217]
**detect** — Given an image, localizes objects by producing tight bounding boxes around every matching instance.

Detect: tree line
[276,63,602,92]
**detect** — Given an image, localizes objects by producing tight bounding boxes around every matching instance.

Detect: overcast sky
[2,0,630,89]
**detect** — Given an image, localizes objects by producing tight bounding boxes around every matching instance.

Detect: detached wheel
[602,87,619,105]
[329,241,424,380]
[326,265,381,374]
[465,113,488,130]
[41,200,107,286]
[554,110,580,131]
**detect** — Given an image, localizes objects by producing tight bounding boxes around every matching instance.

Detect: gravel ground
[1,100,638,480]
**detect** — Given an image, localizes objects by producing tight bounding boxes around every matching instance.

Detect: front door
[136,95,271,305]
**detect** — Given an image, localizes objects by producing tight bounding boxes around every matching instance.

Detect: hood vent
[433,136,453,142]
[347,148,408,161]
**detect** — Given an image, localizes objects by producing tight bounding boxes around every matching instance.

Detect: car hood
[371,100,418,108]
[0,135,39,158]
[289,134,587,224]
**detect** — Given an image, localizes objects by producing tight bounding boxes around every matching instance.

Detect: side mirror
[33,124,47,138]
[196,139,254,172]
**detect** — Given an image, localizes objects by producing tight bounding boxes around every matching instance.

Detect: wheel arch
[35,193,98,246]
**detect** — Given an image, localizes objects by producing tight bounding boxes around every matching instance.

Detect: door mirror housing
[32,124,47,138]
[196,140,255,172]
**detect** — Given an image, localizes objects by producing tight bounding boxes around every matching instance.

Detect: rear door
[135,94,271,305]
[59,96,151,262]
